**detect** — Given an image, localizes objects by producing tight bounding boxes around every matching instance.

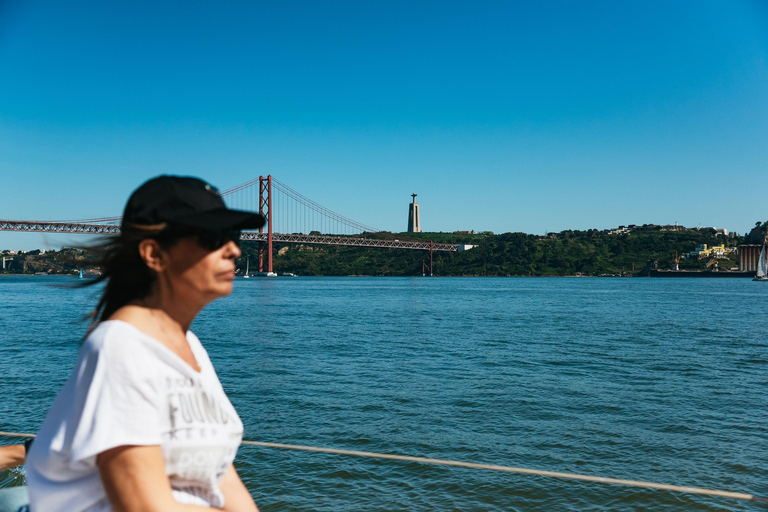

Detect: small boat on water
[254,271,278,277]
[754,245,768,281]
[281,272,297,277]
[243,258,250,279]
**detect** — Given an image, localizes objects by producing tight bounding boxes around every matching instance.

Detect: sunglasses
[159,228,241,251]
[196,229,242,251]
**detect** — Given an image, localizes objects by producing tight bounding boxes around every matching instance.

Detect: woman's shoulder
[82,320,156,359]
[86,319,148,341]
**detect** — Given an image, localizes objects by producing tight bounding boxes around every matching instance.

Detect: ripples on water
[1,276,768,511]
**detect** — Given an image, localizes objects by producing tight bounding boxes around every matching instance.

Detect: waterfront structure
[689,244,734,259]
[407,193,421,233]
[739,245,765,272]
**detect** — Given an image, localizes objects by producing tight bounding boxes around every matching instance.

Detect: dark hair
[84,228,184,327]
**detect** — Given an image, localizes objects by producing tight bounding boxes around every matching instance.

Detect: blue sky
[1,0,767,250]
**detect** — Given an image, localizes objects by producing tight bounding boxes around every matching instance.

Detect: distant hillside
[0,248,95,275]
[745,221,768,244]
[238,226,743,277]
[1,226,743,277]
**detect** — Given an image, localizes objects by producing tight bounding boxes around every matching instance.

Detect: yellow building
[689,244,733,259]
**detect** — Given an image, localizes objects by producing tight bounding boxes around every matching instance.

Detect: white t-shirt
[27,320,244,511]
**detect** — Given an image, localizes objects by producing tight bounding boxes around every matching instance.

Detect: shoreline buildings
[739,245,765,272]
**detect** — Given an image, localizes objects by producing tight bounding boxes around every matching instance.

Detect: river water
[1,276,767,511]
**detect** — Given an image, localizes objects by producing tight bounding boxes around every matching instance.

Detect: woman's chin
[205,282,234,301]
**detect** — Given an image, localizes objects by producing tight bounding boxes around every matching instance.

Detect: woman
[26,176,262,511]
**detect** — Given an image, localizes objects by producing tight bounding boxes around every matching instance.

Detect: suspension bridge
[0,176,471,274]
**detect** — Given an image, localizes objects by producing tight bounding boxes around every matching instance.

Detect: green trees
[4,227,743,277]
[240,227,744,276]
[745,222,768,244]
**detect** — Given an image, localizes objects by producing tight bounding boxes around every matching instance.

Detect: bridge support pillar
[422,241,434,276]
[258,175,273,273]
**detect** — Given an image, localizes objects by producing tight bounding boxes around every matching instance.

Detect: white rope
[2,432,765,503]
[0,433,34,439]
[240,441,768,503]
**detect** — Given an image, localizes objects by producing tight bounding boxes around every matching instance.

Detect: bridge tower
[408,193,421,232]
[258,175,273,273]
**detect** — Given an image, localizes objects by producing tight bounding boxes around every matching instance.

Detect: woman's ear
[137,239,167,273]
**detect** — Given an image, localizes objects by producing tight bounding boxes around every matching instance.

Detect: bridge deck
[0,221,460,251]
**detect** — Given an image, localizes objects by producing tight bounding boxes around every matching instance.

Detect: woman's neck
[137,291,202,332]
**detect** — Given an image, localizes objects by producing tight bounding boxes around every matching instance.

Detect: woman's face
[161,235,242,304]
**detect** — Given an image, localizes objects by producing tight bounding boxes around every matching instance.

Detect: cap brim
[170,208,266,230]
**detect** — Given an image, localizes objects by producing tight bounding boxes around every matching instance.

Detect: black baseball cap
[122,175,265,231]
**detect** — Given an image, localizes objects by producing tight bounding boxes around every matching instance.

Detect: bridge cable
[271,178,379,234]
[1,432,765,504]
